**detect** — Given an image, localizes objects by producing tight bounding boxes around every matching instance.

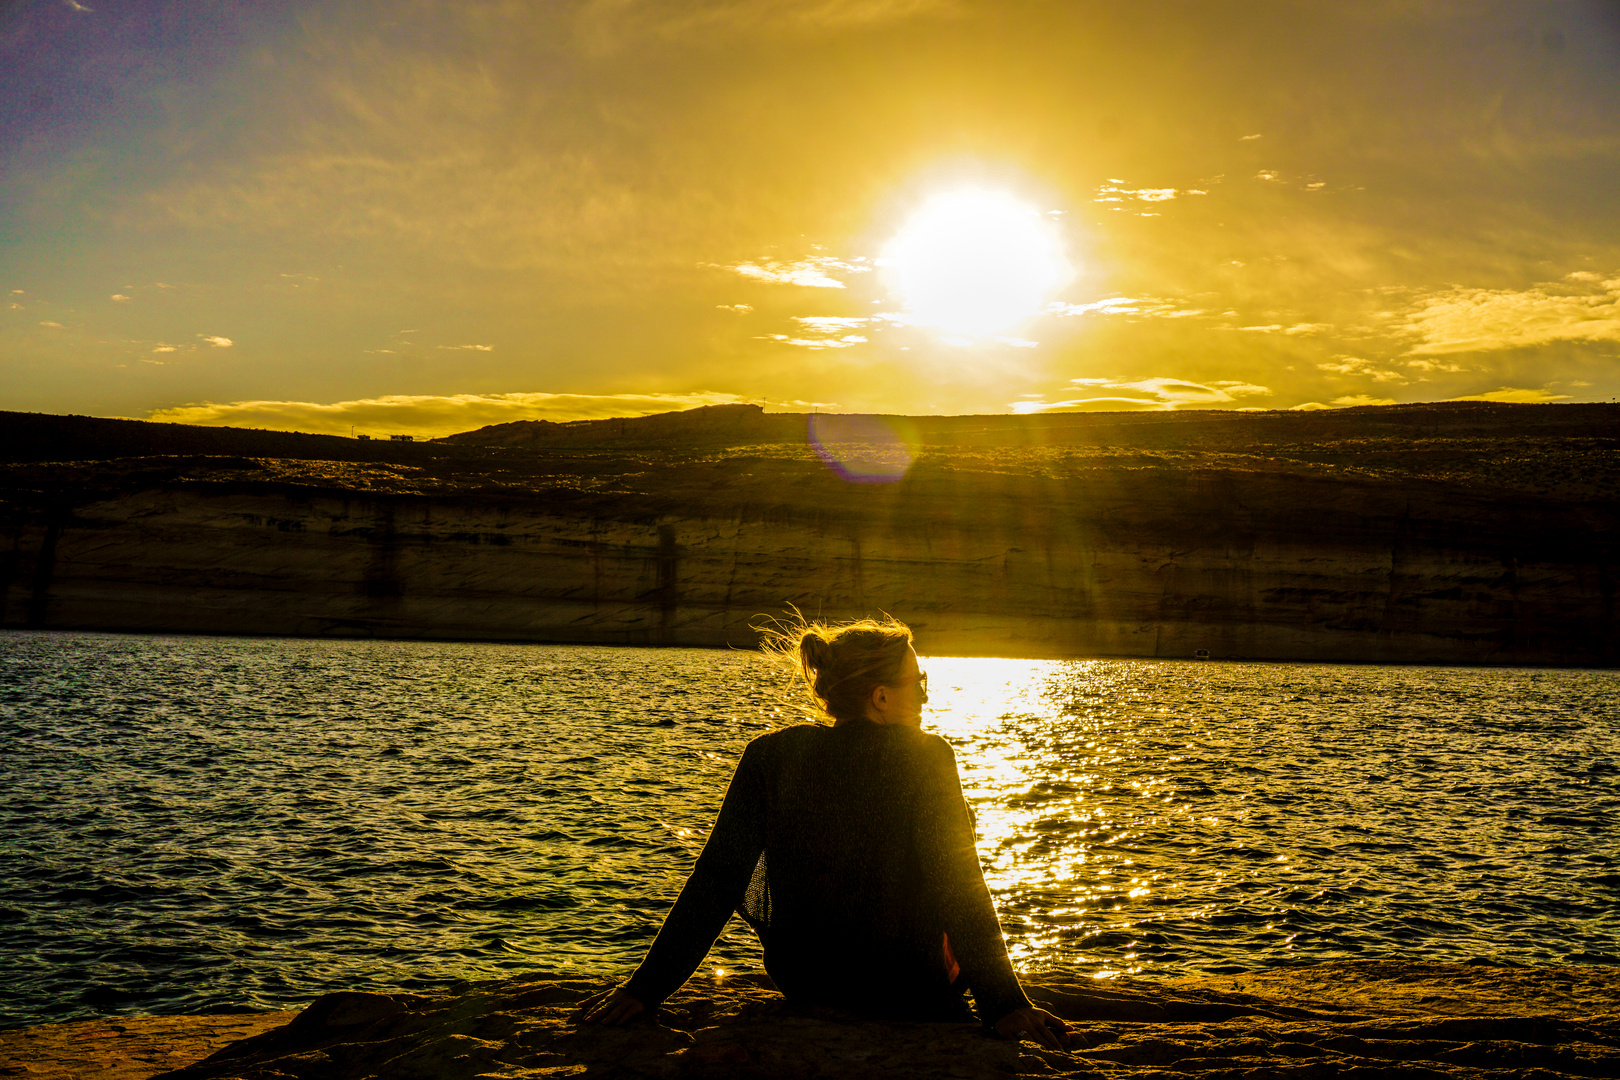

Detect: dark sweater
[623,720,1032,1024]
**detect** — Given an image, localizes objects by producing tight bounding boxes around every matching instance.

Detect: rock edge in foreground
[11,961,1620,1080]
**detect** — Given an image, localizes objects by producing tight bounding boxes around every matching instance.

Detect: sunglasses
[894,670,928,694]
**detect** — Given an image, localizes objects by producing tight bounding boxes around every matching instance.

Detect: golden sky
[3,0,1618,436]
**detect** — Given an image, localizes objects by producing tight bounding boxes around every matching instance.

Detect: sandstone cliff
[1,403,1616,664]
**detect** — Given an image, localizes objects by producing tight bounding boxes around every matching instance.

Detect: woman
[580,616,1071,1050]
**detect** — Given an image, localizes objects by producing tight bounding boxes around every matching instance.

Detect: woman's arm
[612,739,770,1014]
[922,737,1038,1027]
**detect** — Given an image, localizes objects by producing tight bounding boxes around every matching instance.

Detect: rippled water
[1,630,1616,1027]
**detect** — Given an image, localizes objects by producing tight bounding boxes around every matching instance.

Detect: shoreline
[4,961,1617,1079]
[5,626,1618,672]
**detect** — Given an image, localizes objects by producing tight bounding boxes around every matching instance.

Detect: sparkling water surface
[1,630,1616,1027]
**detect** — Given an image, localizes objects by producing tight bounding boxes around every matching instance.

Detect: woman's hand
[993,1005,1073,1051]
[575,988,646,1026]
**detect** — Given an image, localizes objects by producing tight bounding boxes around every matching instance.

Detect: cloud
[574,0,959,54]
[1403,275,1620,355]
[996,337,1038,348]
[1010,376,1272,413]
[717,304,753,313]
[1447,387,1572,404]
[437,343,494,351]
[152,345,176,353]
[144,390,766,438]
[1317,356,1406,383]
[1289,402,1334,411]
[758,332,867,349]
[1404,358,1466,373]
[792,315,870,332]
[111,294,131,303]
[201,335,233,347]
[1047,296,1203,319]
[717,255,869,289]
[1094,182,1190,204]
[1240,133,1262,141]
[1331,394,1398,407]
[39,320,64,328]
[1211,381,1272,396]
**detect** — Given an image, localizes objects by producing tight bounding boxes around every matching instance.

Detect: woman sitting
[580,616,1071,1050]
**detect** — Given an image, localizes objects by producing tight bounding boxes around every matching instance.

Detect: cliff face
[2,433,1615,663]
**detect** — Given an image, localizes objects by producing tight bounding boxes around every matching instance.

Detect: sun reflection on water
[923,657,1182,978]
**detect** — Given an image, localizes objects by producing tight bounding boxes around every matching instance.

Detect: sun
[880,188,1072,339]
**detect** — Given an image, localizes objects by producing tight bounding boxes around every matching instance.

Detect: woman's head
[764,614,924,725]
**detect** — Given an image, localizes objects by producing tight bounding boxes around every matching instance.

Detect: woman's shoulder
[742,722,824,753]
[749,722,955,758]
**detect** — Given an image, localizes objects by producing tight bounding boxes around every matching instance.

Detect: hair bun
[799,630,832,672]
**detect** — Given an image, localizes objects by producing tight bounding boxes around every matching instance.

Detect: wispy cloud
[437,343,494,351]
[144,390,766,438]
[201,335,233,347]
[758,332,867,349]
[1094,182,1184,203]
[1447,387,1572,404]
[1234,321,1333,335]
[717,303,753,313]
[574,0,959,55]
[1403,274,1620,355]
[111,294,131,303]
[1331,394,1397,407]
[39,320,64,329]
[1047,296,1204,319]
[717,255,870,289]
[1317,356,1406,383]
[792,315,870,333]
[1010,376,1271,413]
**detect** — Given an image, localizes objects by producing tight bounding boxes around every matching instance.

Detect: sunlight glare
[881,189,1072,339]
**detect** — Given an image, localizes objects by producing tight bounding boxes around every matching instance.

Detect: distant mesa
[437,402,792,448]
[1,401,1617,665]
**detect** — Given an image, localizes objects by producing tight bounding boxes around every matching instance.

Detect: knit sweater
[623,720,1032,1024]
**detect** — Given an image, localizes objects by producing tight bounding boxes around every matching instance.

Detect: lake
[1,630,1615,1026]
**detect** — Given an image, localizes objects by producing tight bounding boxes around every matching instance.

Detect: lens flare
[881,188,1072,339]
[808,413,916,483]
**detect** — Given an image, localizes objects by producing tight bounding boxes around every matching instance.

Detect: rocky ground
[3,962,1616,1079]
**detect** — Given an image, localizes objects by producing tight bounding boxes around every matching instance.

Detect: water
[1,631,1615,1027]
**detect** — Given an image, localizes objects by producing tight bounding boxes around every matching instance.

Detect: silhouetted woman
[580,616,1071,1049]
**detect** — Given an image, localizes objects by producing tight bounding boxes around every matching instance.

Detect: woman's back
[627,719,1026,1022]
[743,722,965,1016]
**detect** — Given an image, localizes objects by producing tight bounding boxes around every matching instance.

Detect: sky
[3,0,1619,437]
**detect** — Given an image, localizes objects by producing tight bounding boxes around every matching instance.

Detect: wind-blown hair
[759,612,913,724]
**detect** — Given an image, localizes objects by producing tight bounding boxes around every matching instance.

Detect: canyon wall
[2,449,1614,664]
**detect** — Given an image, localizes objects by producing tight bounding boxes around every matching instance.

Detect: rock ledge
[4,962,1617,1080]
